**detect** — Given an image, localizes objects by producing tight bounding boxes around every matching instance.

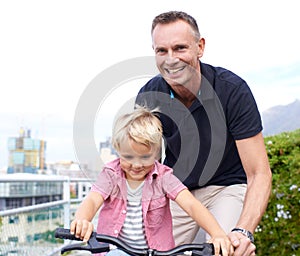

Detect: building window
[27,215,33,223]
[35,196,50,204]
[8,236,19,242]
[34,213,48,221]
[6,198,22,209]
[26,235,33,243]
[9,216,19,224]
[34,233,42,241]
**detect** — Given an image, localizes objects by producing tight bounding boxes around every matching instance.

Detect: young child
[70,106,233,256]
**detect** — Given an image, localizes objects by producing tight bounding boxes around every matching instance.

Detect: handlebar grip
[55,227,82,241]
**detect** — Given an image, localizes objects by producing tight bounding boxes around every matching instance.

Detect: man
[136,11,272,256]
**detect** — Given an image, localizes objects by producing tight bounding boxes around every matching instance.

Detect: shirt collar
[146,161,159,184]
[168,61,214,102]
[199,61,215,101]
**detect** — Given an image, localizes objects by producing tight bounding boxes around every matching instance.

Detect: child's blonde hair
[112,105,162,153]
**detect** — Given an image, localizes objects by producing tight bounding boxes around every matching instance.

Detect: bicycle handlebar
[55,227,215,255]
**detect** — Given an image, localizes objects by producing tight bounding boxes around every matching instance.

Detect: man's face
[152,20,204,89]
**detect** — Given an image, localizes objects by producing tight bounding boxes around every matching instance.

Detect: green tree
[255,129,300,255]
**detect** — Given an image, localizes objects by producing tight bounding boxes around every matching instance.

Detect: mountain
[262,99,300,136]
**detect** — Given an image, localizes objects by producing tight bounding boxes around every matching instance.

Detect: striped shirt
[118,181,148,249]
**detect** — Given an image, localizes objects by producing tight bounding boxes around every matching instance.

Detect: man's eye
[156,48,166,54]
[175,45,186,51]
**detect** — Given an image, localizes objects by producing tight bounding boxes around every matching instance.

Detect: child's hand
[208,234,234,256]
[70,219,94,242]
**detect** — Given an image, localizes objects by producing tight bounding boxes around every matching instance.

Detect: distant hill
[262,99,300,136]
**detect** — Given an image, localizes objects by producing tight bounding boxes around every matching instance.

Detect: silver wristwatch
[231,228,254,243]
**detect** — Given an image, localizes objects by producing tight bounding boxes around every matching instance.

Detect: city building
[99,136,118,164]
[7,127,46,174]
[47,160,92,199]
[0,173,64,211]
[0,173,92,255]
[0,129,110,254]
[99,136,115,153]
[47,160,89,178]
[0,173,69,253]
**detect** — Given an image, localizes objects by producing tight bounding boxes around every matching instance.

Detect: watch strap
[231,228,254,243]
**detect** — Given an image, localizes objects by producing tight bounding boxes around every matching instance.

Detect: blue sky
[0,0,299,168]
[243,61,300,111]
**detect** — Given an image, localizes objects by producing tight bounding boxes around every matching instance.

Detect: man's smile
[165,66,185,74]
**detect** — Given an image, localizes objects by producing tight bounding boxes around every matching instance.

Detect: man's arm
[235,132,272,232]
[229,132,272,255]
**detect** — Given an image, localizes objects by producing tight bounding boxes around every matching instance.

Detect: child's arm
[175,189,233,256]
[70,191,104,242]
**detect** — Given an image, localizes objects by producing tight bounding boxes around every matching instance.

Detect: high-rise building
[99,136,117,155]
[7,127,46,174]
[99,137,118,163]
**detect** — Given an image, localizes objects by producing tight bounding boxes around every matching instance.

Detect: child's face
[119,138,158,182]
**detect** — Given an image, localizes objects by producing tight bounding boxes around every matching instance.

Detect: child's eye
[122,155,133,160]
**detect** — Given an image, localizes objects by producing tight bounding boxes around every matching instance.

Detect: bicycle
[55,227,215,256]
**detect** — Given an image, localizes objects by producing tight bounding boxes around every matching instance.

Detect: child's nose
[131,160,143,168]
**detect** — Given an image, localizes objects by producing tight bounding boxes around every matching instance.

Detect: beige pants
[171,184,247,245]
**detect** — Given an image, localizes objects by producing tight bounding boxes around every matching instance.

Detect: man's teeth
[167,67,183,74]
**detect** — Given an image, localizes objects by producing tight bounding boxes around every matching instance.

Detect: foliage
[255,129,300,255]
[42,230,58,243]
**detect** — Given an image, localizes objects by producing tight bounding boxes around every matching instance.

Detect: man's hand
[228,232,256,256]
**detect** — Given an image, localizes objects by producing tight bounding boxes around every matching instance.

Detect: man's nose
[165,51,179,65]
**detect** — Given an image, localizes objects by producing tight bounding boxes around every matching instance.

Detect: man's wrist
[231,228,254,243]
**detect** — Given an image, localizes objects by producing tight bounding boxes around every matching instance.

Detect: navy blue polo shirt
[136,62,262,190]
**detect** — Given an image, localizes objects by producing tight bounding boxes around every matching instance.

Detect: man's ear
[197,37,205,58]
